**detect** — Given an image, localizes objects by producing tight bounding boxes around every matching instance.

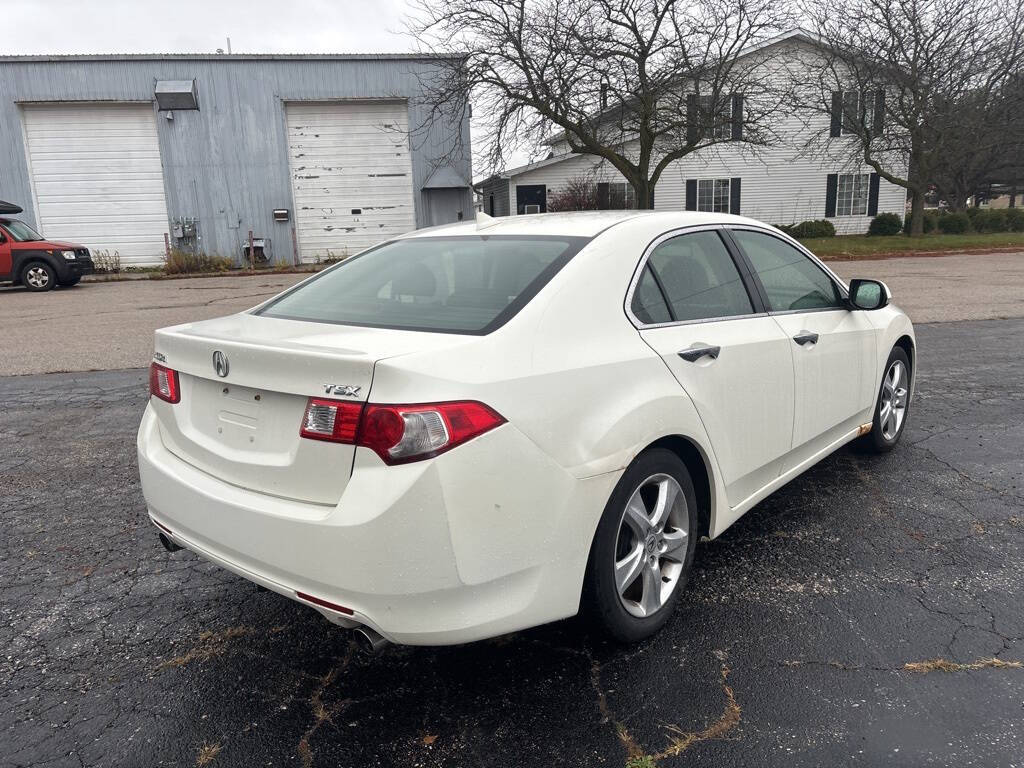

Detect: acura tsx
[138,211,915,646]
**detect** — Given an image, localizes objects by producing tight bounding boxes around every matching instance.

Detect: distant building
[477,29,907,234]
[0,53,471,266]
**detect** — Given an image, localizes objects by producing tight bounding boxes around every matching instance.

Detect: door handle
[792,331,819,346]
[678,345,721,362]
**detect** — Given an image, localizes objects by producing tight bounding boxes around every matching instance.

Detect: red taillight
[298,398,505,464]
[299,398,363,442]
[149,363,180,403]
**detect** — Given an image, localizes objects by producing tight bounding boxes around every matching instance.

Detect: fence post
[163,232,171,262]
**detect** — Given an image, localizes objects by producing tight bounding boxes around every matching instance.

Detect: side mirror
[848,278,890,310]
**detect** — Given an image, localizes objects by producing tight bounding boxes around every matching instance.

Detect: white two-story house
[476,29,907,234]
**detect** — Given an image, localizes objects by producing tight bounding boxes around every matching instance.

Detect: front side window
[731,230,843,312]
[836,173,870,216]
[696,179,731,213]
[631,230,753,323]
[259,235,585,334]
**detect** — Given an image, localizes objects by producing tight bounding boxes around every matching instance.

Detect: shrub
[546,176,599,211]
[790,219,836,238]
[972,209,1009,233]
[92,249,121,274]
[772,223,797,236]
[1004,207,1024,232]
[867,212,902,236]
[164,248,233,275]
[964,206,983,221]
[937,212,970,234]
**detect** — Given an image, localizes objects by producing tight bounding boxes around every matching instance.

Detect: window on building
[840,91,873,136]
[598,182,636,210]
[836,173,870,216]
[696,179,732,213]
[697,95,733,141]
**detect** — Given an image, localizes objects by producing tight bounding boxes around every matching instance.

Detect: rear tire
[21,261,56,292]
[863,346,911,453]
[583,449,698,643]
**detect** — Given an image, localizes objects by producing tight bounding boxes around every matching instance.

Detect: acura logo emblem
[212,350,229,378]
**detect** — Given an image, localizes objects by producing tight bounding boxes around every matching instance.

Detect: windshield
[257,235,587,334]
[1,219,44,242]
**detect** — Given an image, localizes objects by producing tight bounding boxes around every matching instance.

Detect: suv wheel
[583,448,698,642]
[22,261,56,292]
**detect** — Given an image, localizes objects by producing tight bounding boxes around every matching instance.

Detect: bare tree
[407,0,793,208]
[795,0,1024,234]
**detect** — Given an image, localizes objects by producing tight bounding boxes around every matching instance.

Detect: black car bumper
[54,257,94,282]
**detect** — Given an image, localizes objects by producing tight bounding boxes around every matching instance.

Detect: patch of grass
[625,757,658,768]
[164,247,233,275]
[801,231,1024,260]
[903,657,1022,673]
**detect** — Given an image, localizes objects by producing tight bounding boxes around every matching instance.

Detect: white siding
[21,103,170,266]
[286,101,415,263]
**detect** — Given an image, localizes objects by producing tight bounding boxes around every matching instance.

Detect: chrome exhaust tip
[159,532,182,553]
[353,625,388,652]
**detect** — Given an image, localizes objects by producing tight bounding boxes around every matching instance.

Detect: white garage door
[286,101,416,263]
[22,103,170,267]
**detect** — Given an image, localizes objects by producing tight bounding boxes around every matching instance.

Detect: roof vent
[155,79,199,111]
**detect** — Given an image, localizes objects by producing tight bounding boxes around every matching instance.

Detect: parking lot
[1,250,1023,375]
[2,253,1023,767]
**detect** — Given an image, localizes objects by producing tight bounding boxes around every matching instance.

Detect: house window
[598,182,636,210]
[836,173,870,216]
[697,95,733,141]
[696,179,732,213]
[840,91,873,136]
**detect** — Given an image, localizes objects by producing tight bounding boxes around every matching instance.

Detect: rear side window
[731,230,843,311]
[258,235,586,334]
[632,230,753,324]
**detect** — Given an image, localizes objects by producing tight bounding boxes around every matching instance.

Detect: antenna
[476,211,500,231]
[227,37,232,54]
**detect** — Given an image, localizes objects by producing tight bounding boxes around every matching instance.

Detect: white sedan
[138,211,915,646]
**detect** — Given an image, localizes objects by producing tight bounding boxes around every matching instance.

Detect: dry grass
[157,626,250,670]
[196,742,221,766]
[655,665,741,759]
[903,658,1022,674]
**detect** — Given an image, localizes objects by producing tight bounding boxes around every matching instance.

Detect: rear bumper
[137,404,619,645]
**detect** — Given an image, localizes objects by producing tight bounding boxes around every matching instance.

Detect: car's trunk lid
[151,312,466,506]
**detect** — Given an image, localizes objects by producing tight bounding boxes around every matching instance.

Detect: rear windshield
[257,235,587,334]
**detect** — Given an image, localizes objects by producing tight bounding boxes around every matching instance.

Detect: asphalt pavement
[2,319,1023,767]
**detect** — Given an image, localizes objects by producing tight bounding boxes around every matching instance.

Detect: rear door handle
[792,331,819,346]
[678,345,721,362]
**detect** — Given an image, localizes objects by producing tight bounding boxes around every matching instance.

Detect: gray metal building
[0,53,472,266]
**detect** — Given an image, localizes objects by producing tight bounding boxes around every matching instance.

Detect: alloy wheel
[26,266,50,289]
[613,473,689,618]
[879,359,909,440]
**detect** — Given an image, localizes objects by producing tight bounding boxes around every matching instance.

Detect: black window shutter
[830,92,842,137]
[867,173,880,216]
[729,178,741,215]
[825,174,839,217]
[686,94,698,144]
[731,94,744,140]
[597,182,610,210]
[685,179,697,211]
[872,90,885,136]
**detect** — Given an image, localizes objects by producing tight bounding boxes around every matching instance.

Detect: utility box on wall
[155,80,199,111]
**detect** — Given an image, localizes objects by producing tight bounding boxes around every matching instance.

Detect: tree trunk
[908,189,926,236]
[632,178,655,210]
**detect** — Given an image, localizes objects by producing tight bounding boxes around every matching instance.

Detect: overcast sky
[4,0,413,55]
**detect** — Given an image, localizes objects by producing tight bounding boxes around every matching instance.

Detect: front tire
[583,449,698,643]
[21,261,56,292]
[864,346,911,452]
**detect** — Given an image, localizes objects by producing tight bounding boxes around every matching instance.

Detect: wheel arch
[644,434,716,539]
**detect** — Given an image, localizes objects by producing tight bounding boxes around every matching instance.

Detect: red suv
[0,201,94,291]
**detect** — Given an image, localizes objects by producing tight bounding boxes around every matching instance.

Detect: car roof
[400,210,772,239]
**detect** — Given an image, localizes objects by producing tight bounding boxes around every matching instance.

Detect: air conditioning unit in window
[524,204,541,214]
